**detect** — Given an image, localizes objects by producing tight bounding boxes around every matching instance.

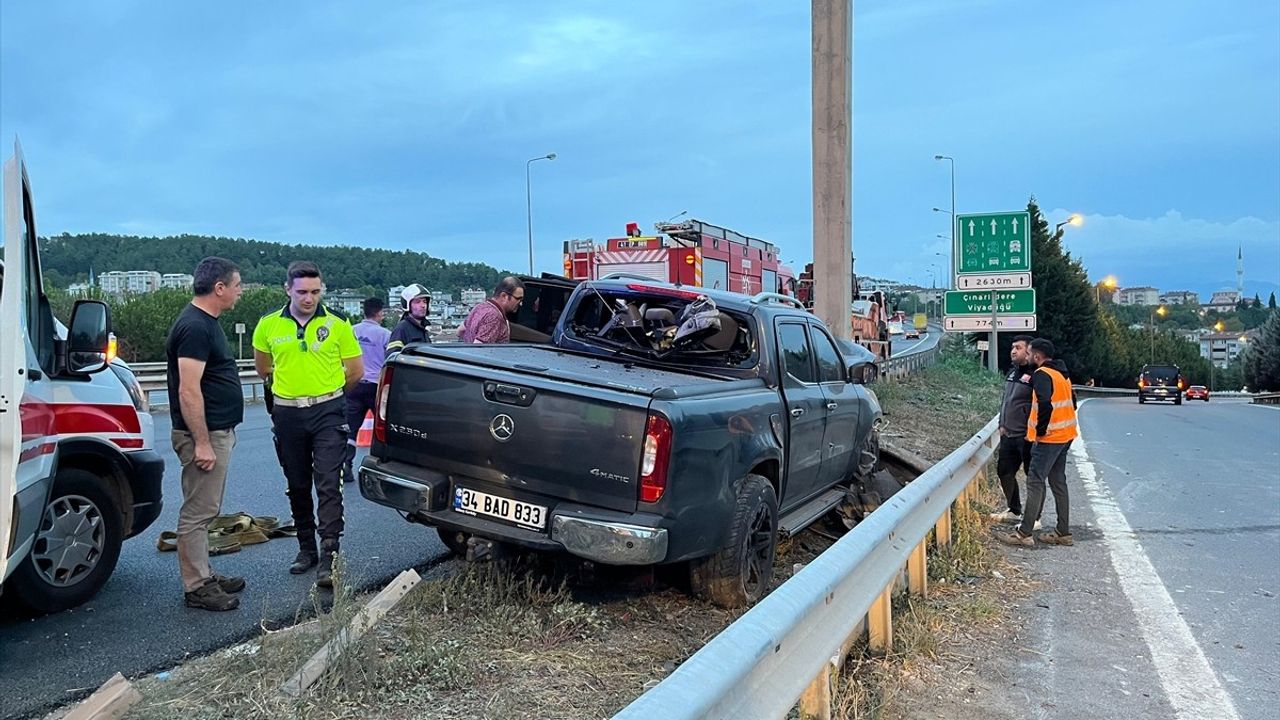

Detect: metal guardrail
[1253,392,1280,405]
[1072,385,1255,399]
[613,416,999,720]
[878,342,939,380]
[129,360,264,406]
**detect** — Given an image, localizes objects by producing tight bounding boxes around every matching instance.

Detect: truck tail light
[1177,379,1184,390]
[374,365,394,443]
[639,413,673,503]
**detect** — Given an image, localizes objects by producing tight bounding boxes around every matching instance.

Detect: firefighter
[999,338,1078,548]
[253,261,363,587]
[385,283,432,360]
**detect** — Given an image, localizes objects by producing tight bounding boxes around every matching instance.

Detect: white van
[1,141,164,613]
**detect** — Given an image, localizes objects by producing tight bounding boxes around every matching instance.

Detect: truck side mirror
[66,300,112,375]
[848,361,878,385]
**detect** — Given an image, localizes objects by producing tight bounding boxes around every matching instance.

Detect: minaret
[1236,245,1244,297]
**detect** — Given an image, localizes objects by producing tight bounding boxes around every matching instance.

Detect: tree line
[995,199,1278,391]
[38,232,510,295]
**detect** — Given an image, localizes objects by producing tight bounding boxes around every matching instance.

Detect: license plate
[453,487,546,530]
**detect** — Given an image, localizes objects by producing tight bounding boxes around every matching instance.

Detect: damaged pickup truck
[359,276,883,607]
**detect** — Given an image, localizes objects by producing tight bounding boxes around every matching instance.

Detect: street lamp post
[1149,305,1167,362]
[931,207,954,290]
[1096,275,1117,304]
[1054,213,1084,238]
[526,152,557,274]
[934,155,955,289]
[1210,320,1225,391]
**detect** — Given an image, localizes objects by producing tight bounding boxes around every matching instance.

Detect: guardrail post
[935,505,952,547]
[907,540,928,597]
[867,585,894,655]
[797,664,833,720]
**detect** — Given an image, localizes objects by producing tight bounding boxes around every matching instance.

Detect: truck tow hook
[465,536,506,563]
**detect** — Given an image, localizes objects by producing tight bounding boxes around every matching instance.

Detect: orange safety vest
[1026,365,1078,443]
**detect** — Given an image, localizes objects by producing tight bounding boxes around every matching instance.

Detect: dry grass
[109,348,1012,720]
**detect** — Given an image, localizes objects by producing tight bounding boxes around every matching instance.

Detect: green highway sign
[944,289,1036,316]
[956,211,1031,274]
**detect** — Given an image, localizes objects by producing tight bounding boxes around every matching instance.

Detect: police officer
[253,261,363,587]
[385,283,432,359]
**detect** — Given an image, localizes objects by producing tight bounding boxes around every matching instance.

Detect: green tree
[1269,291,1277,310]
[1003,197,1102,381]
[1242,311,1280,391]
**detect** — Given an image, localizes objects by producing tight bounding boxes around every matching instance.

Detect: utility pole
[812,0,853,340]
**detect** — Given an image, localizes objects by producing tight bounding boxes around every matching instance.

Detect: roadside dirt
[52,352,1020,720]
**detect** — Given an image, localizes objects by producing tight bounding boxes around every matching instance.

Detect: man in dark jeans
[992,335,1037,527]
[1000,338,1078,548]
[344,297,390,483]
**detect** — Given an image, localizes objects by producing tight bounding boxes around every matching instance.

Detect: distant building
[160,273,194,290]
[99,270,160,295]
[1199,330,1258,368]
[1203,290,1241,313]
[430,290,453,305]
[325,290,365,317]
[1159,290,1199,306]
[1115,286,1160,306]
[387,285,407,310]
[67,282,93,295]
[459,288,487,306]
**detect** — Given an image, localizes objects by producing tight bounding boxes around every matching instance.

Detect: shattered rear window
[563,287,758,369]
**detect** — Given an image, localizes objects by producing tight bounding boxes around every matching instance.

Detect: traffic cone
[356,411,374,448]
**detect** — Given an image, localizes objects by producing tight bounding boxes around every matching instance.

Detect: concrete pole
[812,0,853,340]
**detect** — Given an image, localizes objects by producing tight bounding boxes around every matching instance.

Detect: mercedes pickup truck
[359,277,883,607]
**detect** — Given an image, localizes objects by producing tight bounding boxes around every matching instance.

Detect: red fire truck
[563,219,795,296]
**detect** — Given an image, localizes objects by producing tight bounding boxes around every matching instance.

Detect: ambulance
[1,141,164,613]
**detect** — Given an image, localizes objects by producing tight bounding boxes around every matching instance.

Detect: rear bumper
[359,458,669,565]
[124,449,165,537]
[1140,387,1181,401]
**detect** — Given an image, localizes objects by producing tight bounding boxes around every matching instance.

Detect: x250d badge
[489,414,515,442]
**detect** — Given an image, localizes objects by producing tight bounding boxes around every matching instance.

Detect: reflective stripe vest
[1026,365,1078,443]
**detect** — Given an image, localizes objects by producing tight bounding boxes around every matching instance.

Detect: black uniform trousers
[272,396,348,544]
[343,381,378,482]
[995,434,1032,515]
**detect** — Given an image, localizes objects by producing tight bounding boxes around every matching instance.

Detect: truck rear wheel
[8,468,125,614]
[689,475,778,608]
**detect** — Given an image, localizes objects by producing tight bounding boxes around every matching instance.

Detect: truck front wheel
[8,468,125,614]
[689,475,778,608]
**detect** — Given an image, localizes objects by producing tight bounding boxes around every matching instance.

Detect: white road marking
[1072,429,1241,720]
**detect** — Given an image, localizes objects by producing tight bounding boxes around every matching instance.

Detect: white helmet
[400,283,430,312]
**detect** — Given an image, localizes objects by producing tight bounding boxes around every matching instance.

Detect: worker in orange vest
[999,338,1078,548]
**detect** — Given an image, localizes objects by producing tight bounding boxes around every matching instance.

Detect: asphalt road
[982,397,1279,720]
[0,408,449,720]
[1076,397,1279,718]
[890,325,941,358]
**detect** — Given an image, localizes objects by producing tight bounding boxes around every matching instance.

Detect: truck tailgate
[380,345,717,514]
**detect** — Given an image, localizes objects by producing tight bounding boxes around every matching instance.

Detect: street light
[526,152,557,274]
[1210,320,1226,391]
[1096,275,1118,304]
[934,154,955,290]
[1150,305,1167,362]
[1054,213,1084,236]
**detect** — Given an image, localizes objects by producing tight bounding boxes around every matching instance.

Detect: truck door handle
[790,407,805,418]
[826,402,838,410]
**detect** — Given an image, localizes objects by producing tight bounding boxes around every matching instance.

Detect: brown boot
[185,578,240,611]
[1038,530,1074,546]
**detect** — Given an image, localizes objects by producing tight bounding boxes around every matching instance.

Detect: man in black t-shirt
[165,257,245,611]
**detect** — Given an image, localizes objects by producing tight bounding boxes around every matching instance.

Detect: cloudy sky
[2,1,1277,298]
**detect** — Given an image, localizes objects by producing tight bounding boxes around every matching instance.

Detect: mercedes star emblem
[489,414,515,442]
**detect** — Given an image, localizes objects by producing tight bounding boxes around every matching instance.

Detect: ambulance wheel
[9,469,124,614]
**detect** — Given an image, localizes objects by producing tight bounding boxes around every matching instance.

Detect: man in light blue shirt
[344,297,391,483]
